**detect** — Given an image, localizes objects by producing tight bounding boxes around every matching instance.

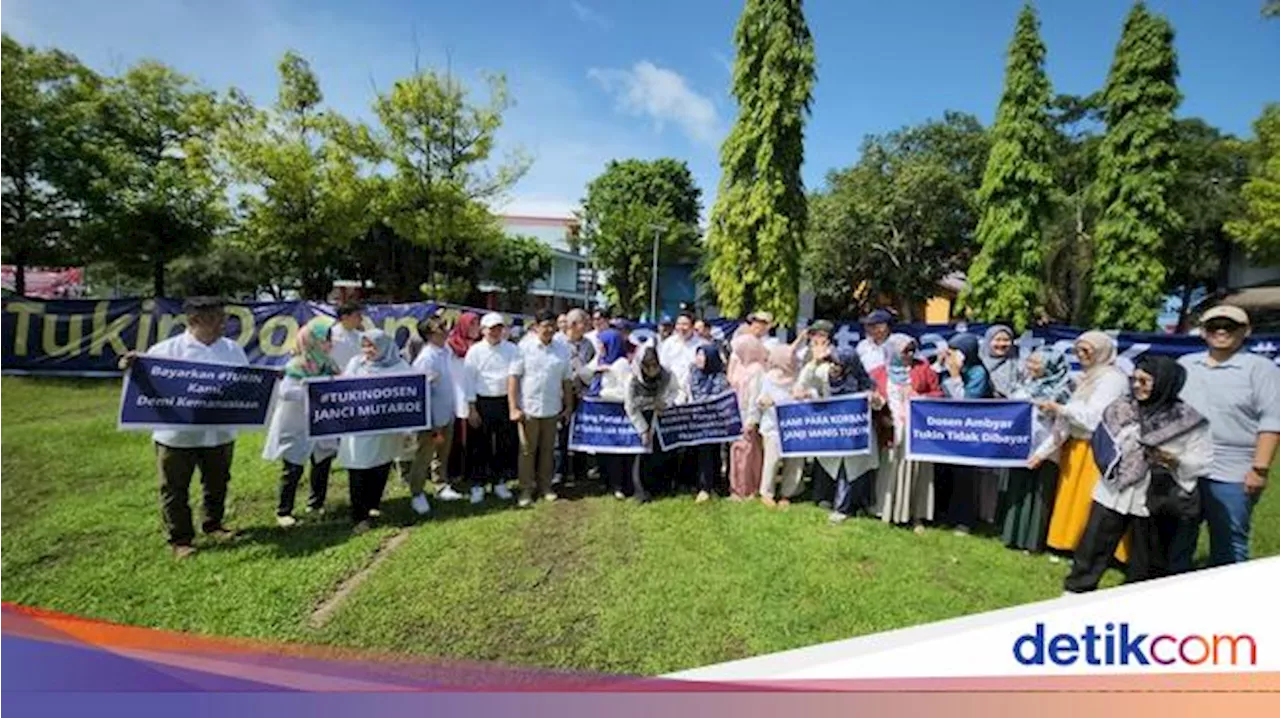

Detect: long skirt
[728,432,763,498]
[1046,438,1128,562]
[998,463,1058,551]
[873,443,933,524]
[976,469,1002,523]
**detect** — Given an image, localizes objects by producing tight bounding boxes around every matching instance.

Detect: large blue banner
[568,399,649,454]
[775,394,872,458]
[305,373,429,439]
[655,392,743,451]
[4,298,1278,377]
[118,356,279,430]
[906,398,1035,468]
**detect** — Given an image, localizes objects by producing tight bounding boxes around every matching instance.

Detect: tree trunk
[153,258,166,298]
[1175,281,1194,333]
[13,252,27,297]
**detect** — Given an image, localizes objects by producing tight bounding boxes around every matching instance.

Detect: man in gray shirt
[1177,305,1279,568]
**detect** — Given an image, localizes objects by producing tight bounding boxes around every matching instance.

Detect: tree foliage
[1089,2,1182,330]
[705,0,814,322]
[1226,104,1280,265]
[81,61,230,296]
[577,158,703,317]
[221,51,376,299]
[960,4,1056,331]
[1041,93,1105,325]
[484,233,554,308]
[1,35,100,295]
[805,113,990,320]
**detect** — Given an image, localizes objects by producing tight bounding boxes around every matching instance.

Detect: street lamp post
[648,224,665,322]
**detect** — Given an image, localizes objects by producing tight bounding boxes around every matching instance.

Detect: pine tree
[705,0,815,322]
[1090,2,1181,330]
[961,4,1056,331]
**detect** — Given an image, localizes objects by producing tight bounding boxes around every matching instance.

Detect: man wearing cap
[744,310,778,347]
[464,312,521,501]
[117,297,249,558]
[1176,305,1279,568]
[856,309,894,373]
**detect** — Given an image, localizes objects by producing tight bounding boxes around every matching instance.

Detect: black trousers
[469,396,517,484]
[597,453,635,496]
[1065,501,1153,593]
[936,465,978,527]
[812,461,835,505]
[277,456,333,516]
[694,444,721,494]
[348,463,391,523]
[155,442,233,546]
[634,443,668,502]
[555,419,590,483]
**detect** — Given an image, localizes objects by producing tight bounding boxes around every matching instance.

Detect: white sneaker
[493,484,514,500]
[368,508,381,518]
[410,493,431,515]
[437,486,463,501]
[276,515,298,528]
[543,493,558,503]
[518,497,533,508]
[613,491,626,500]
[470,486,485,505]
[828,511,849,524]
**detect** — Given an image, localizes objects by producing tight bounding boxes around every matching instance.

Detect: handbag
[1147,468,1201,520]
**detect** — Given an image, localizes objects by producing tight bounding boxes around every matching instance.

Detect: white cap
[480,312,506,329]
[1200,304,1250,326]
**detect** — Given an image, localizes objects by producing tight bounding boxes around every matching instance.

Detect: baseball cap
[1200,305,1249,326]
[861,309,893,325]
[809,319,835,335]
[480,312,506,329]
[747,310,775,325]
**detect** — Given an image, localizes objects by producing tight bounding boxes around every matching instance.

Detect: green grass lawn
[2,377,1276,674]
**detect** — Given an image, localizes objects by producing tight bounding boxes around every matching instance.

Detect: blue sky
[3,0,1276,218]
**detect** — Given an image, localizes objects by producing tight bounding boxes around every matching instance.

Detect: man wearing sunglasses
[1177,305,1279,568]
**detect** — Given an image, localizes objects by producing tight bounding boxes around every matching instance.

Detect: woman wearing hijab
[624,345,680,502]
[752,345,806,507]
[339,329,413,532]
[727,334,769,500]
[585,328,636,499]
[1064,356,1212,592]
[1037,331,1131,556]
[981,325,1020,398]
[445,312,481,501]
[264,317,342,527]
[686,344,731,502]
[1000,347,1073,552]
[936,332,993,534]
[870,334,943,532]
[796,347,884,523]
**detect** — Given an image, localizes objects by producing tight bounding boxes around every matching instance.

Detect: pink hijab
[728,334,769,393]
[765,344,797,387]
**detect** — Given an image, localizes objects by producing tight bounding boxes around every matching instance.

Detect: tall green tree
[705,0,814,322]
[960,4,1056,331]
[1,35,100,295]
[222,51,376,299]
[577,158,703,317]
[805,113,990,319]
[1226,104,1280,265]
[1042,93,1104,324]
[1089,2,1181,330]
[83,61,230,296]
[373,69,529,299]
[484,234,554,310]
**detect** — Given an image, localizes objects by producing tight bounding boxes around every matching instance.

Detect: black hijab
[1135,355,1187,430]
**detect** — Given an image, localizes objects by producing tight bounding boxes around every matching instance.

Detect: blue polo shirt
[1178,350,1280,483]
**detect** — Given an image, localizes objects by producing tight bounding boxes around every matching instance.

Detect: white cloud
[587,61,721,146]
[569,2,609,29]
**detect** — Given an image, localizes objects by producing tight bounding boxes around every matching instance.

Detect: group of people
[128,298,1276,598]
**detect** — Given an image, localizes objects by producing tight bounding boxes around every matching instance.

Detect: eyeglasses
[1204,321,1243,334]
[1131,375,1154,388]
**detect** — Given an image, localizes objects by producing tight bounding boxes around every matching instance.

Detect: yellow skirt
[1046,438,1128,562]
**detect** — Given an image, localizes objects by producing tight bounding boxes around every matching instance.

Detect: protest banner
[305,373,429,439]
[118,356,279,430]
[655,392,743,451]
[776,394,872,458]
[905,398,1035,468]
[568,399,649,454]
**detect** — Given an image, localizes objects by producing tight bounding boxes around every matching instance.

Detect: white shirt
[658,333,705,404]
[329,323,363,373]
[145,332,250,448]
[413,342,456,429]
[465,339,520,399]
[262,376,339,465]
[511,338,573,418]
[337,355,413,470]
[856,337,887,373]
[446,350,470,419]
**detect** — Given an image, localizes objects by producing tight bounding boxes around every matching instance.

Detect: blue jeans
[1201,478,1257,567]
[833,468,874,516]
